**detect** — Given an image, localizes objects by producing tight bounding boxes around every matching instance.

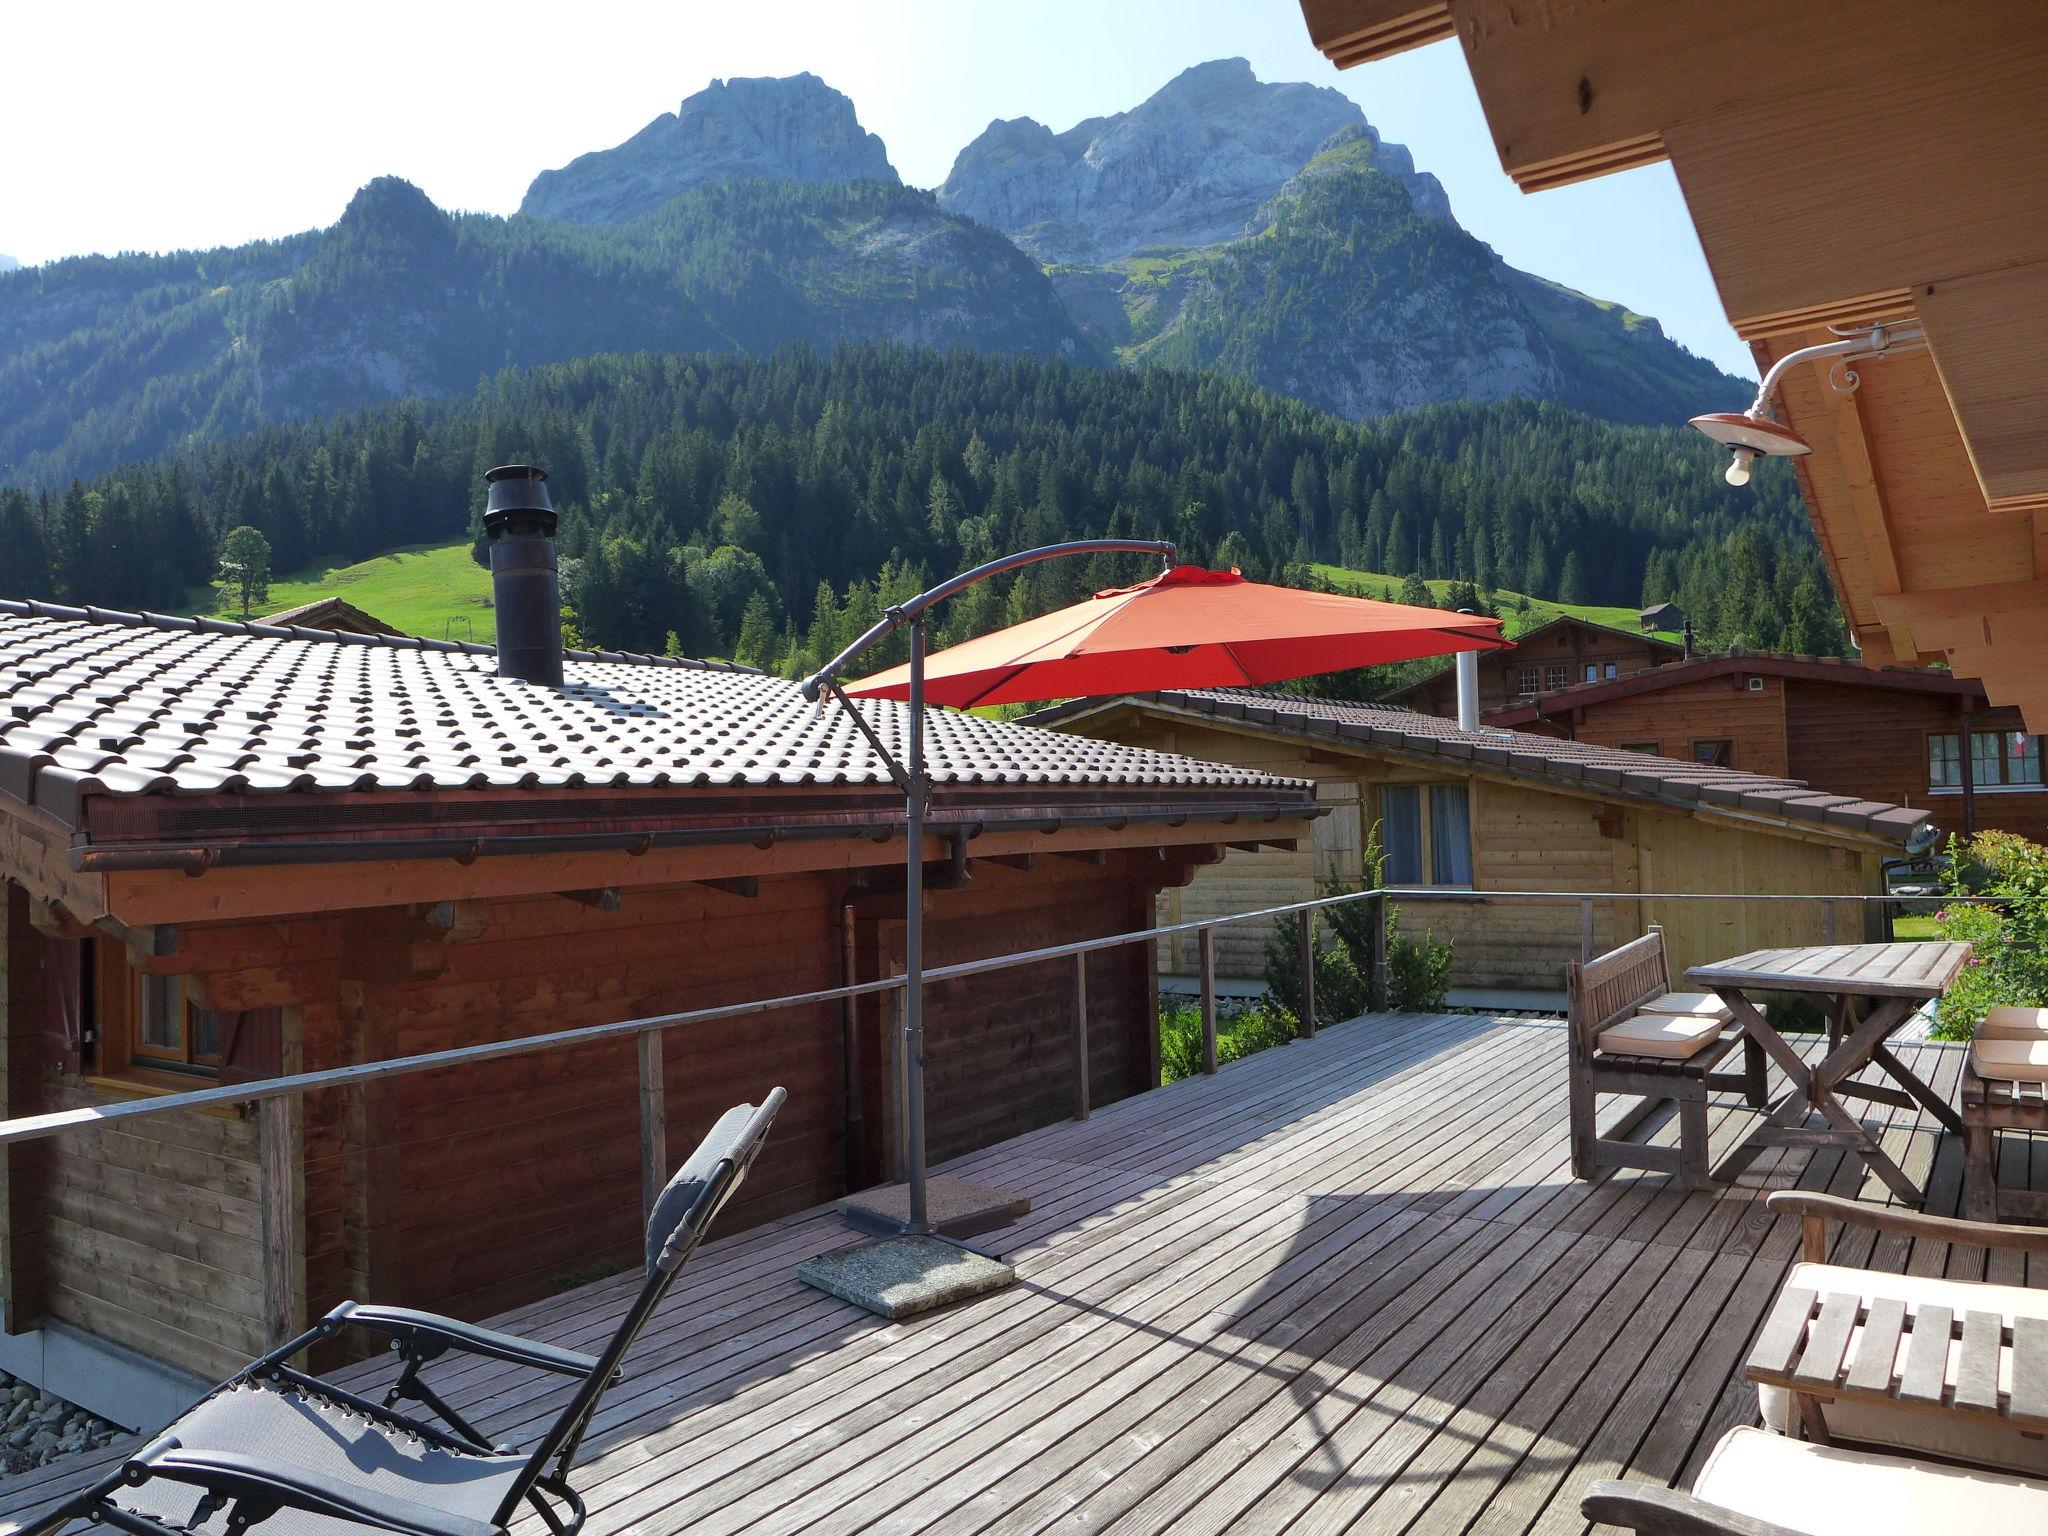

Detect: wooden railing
[0,884,1986,1345]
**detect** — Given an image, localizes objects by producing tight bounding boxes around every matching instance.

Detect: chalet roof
[1485,650,1984,727]
[1382,612,1684,704]
[1027,688,1934,849]
[257,597,404,637]
[0,600,1300,833]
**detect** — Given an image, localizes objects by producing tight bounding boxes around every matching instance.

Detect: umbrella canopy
[847,564,1510,708]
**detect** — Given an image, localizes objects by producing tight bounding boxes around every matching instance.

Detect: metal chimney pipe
[483,465,564,688]
[1455,609,1481,731]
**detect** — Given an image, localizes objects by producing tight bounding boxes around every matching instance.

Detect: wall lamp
[1690,321,1927,486]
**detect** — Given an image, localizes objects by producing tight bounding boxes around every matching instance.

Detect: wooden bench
[1567,924,1766,1189]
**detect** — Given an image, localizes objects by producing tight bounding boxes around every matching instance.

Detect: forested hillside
[0,343,1839,682]
[0,175,1078,486]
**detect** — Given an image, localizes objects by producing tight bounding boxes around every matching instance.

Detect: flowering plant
[1929,831,2048,1041]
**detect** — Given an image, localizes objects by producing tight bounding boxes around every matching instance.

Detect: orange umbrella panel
[847,565,1510,709]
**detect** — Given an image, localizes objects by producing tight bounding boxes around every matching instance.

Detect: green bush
[1262,824,1456,1021]
[1159,999,1299,1084]
[1929,831,2048,1042]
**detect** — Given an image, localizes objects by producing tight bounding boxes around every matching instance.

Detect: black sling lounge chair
[25,1088,785,1536]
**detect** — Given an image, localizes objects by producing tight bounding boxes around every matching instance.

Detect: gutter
[70,800,1323,876]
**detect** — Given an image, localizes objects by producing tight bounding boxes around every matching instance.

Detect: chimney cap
[483,463,556,538]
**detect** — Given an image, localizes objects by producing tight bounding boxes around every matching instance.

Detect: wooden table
[1748,1282,2048,1445]
[1687,941,1971,1204]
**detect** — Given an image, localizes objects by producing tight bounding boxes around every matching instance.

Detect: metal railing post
[1199,926,1219,1075]
[638,1029,667,1233]
[1368,892,1388,1012]
[1071,952,1090,1121]
[1297,911,1317,1038]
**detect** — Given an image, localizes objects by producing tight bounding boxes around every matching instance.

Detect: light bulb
[1724,446,1757,487]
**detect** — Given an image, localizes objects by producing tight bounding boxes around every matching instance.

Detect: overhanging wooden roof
[1298,0,2048,725]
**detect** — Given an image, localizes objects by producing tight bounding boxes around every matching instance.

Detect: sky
[0,0,1752,378]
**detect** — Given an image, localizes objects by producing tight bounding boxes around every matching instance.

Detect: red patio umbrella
[847,564,1510,707]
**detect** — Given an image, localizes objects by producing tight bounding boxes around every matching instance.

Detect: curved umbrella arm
[799,538,1175,701]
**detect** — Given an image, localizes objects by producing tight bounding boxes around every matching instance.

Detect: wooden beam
[1053,849,1108,867]
[561,886,621,912]
[980,854,1036,872]
[1809,358,1918,660]
[1300,0,1452,68]
[1916,261,2048,510]
[259,1093,304,1349]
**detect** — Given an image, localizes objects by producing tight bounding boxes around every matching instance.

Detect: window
[1544,664,1570,690]
[1693,739,1733,767]
[1516,667,1541,698]
[1622,742,1659,757]
[1930,730,2043,789]
[1584,664,1598,683]
[1379,783,1472,888]
[1428,785,1473,885]
[1381,785,1424,884]
[132,973,222,1074]
[1930,732,1962,788]
[1603,663,1618,679]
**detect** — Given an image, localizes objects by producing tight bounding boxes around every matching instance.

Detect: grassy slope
[1309,561,1682,645]
[189,541,495,640]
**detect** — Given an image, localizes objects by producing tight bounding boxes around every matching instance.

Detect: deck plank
[0,1013,2005,1536]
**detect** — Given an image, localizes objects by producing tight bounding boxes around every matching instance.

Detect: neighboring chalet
[0,600,1311,1422]
[257,598,403,637]
[1639,601,1685,633]
[1031,689,1932,1003]
[1489,652,2045,843]
[1387,615,1684,718]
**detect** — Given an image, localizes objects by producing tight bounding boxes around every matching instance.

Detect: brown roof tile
[0,602,1301,829]
[1026,688,1936,850]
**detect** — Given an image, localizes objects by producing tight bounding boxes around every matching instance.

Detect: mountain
[940,58,1450,264]
[521,73,897,224]
[940,60,1746,426]
[0,254,19,273]
[0,173,1079,484]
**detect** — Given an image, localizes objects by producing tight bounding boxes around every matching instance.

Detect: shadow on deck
[2,1010,2030,1535]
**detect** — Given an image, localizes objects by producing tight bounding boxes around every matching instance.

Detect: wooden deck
[2,1008,2036,1536]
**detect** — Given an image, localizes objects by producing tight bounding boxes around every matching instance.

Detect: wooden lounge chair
[1567,925,1766,1189]
[1583,1426,2048,1535]
[1750,1190,2048,1477]
[20,1089,786,1536]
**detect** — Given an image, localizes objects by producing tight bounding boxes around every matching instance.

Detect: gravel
[0,1373,121,1476]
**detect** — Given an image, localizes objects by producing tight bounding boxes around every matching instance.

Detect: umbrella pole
[903,616,930,1236]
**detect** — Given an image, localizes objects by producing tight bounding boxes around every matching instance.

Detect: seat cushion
[1980,1005,2048,1041]
[1694,1426,2048,1535]
[111,1379,527,1535]
[1755,1261,2048,1477]
[1637,990,1735,1022]
[1972,1037,2048,1083]
[1597,1012,1724,1061]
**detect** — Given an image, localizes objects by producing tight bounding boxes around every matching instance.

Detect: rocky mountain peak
[331,177,457,255]
[936,58,1446,265]
[0,253,20,274]
[520,73,898,226]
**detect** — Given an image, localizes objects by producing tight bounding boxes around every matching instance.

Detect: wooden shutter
[28,927,85,1076]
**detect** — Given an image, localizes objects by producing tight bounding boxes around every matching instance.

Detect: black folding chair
[26,1088,785,1536]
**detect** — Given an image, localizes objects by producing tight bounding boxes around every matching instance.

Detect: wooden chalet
[1489,651,2046,843]
[1030,689,1932,1000]
[0,598,1313,1421]
[1387,613,1683,718]
[1300,0,2048,727]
